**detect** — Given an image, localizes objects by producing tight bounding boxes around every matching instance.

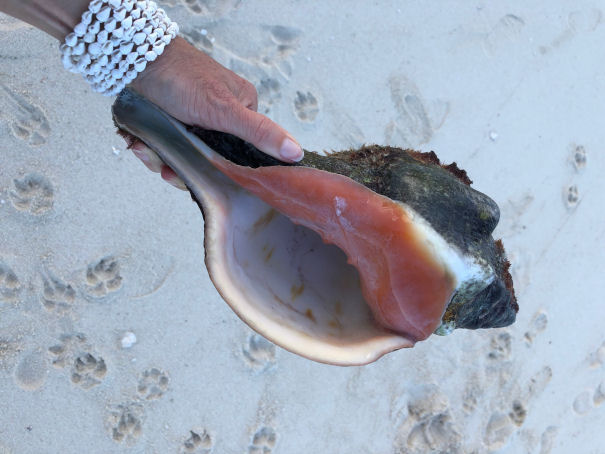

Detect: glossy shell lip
[112,89,413,366]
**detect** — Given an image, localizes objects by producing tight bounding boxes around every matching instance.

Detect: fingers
[130,140,187,191]
[226,103,304,163]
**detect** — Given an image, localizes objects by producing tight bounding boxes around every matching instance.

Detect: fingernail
[279,138,303,162]
[132,150,150,163]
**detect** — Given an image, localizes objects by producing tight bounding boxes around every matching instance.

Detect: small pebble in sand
[489,131,499,141]
[200,28,207,36]
[121,332,137,349]
[112,146,121,156]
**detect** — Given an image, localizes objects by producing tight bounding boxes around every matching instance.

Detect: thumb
[226,103,304,163]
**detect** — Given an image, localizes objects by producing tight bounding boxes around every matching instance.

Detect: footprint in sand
[248,426,277,454]
[106,401,145,445]
[136,368,169,400]
[293,91,320,122]
[9,173,54,215]
[48,333,107,389]
[0,261,21,303]
[524,310,548,346]
[394,385,461,454]
[40,268,76,313]
[242,334,276,371]
[84,256,123,298]
[0,85,51,146]
[181,429,213,454]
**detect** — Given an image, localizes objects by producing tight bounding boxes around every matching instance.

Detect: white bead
[146,31,157,44]
[153,42,165,56]
[111,67,124,79]
[142,24,152,35]
[158,22,167,32]
[133,32,146,45]
[97,29,109,43]
[97,5,111,22]
[98,54,109,67]
[81,10,93,25]
[92,71,104,83]
[72,42,86,55]
[126,52,138,64]
[61,54,73,69]
[114,6,127,22]
[87,21,101,35]
[124,27,136,41]
[112,26,124,38]
[76,53,91,70]
[102,41,114,55]
[134,57,147,72]
[65,32,78,47]
[144,50,157,61]
[131,8,141,19]
[133,17,146,31]
[120,41,134,54]
[161,34,171,45]
[74,22,88,36]
[88,42,102,56]
[136,43,149,55]
[146,2,157,14]
[118,59,129,71]
[108,0,121,8]
[122,16,133,29]
[59,43,71,54]
[89,0,103,14]
[123,0,135,11]
[126,69,137,80]
[90,61,102,73]
[83,32,96,43]
[104,17,117,33]
[110,36,122,48]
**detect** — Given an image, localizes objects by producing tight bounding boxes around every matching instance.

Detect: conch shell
[112,89,517,365]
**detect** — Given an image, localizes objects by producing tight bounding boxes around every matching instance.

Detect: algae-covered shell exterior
[112,89,517,365]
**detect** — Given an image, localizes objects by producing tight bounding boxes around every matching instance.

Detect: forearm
[0,0,90,40]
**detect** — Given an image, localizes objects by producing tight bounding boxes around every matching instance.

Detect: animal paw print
[137,368,169,400]
[48,333,107,389]
[40,269,75,312]
[294,91,319,122]
[257,78,281,114]
[563,184,580,210]
[488,331,512,360]
[181,429,213,454]
[524,310,548,346]
[395,386,461,454]
[85,256,123,297]
[71,352,107,389]
[1,84,51,145]
[242,334,276,370]
[106,402,144,445]
[10,173,54,215]
[0,261,21,302]
[248,427,276,454]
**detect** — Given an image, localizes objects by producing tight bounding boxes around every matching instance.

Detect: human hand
[126,37,303,190]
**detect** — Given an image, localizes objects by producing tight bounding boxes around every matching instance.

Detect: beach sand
[1,1,604,453]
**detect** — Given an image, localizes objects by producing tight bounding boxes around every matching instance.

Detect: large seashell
[112,89,517,365]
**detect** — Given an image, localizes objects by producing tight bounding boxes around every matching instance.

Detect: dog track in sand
[48,333,107,389]
[106,402,145,445]
[9,173,54,215]
[0,261,21,303]
[524,310,548,346]
[1,85,50,146]
[394,385,461,454]
[385,75,449,148]
[242,334,276,371]
[181,429,213,454]
[84,256,123,298]
[247,426,277,454]
[293,91,319,122]
[136,367,169,400]
[40,269,76,313]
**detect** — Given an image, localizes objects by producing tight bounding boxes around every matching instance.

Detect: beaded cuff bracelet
[59,0,178,96]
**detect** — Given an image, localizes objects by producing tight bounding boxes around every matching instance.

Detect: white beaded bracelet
[59,0,179,96]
